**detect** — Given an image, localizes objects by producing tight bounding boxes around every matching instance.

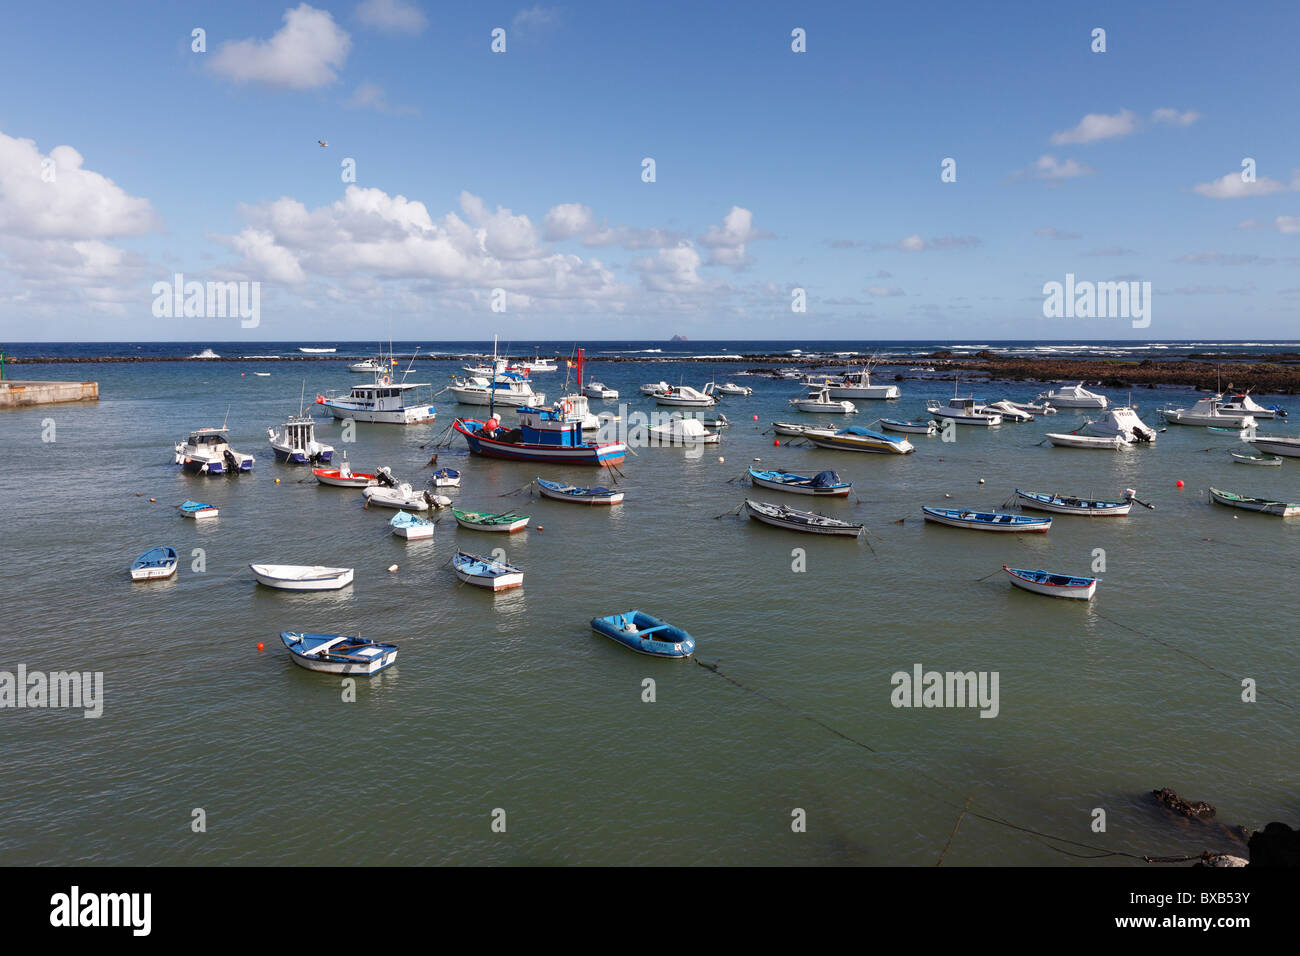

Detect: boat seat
[637,624,671,636]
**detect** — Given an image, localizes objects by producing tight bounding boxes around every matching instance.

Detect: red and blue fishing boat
[453,406,626,466]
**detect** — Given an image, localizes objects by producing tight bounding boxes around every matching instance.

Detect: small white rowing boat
[1231,452,1282,466]
[280,632,397,674]
[744,499,863,536]
[1208,487,1300,517]
[452,550,524,590]
[130,546,178,581]
[250,564,354,590]
[1045,432,1125,450]
[1002,566,1098,600]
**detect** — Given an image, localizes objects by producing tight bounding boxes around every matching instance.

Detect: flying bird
[317,140,328,147]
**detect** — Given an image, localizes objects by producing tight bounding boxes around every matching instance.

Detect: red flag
[576,348,584,388]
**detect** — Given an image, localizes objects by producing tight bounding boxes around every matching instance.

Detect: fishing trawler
[317,349,437,424]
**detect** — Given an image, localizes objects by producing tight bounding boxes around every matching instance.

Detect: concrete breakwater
[0,380,99,408]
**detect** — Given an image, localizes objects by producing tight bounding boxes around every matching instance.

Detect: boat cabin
[489,406,587,447]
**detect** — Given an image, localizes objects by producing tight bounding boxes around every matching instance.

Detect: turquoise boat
[590,611,695,659]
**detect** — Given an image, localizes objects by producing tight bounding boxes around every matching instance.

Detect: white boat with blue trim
[130,546,178,581]
[280,632,398,675]
[452,550,524,590]
[922,507,1051,532]
[1002,566,1098,600]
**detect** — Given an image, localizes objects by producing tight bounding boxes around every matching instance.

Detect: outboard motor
[376,466,396,487]
[223,449,239,474]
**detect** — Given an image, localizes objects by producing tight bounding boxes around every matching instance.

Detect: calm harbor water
[1,354,1297,865]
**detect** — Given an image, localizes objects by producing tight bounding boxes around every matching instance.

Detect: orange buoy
[1176,480,1184,488]
[149,497,156,502]
[256,642,265,651]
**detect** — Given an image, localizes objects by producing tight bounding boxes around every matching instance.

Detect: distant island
[670,334,688,342]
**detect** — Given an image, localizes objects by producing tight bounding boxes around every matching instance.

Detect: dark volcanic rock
[1152,787,1216,819]
[1247,822,1300,867]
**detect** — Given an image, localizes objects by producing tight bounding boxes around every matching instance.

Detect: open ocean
[1,341,1296,865]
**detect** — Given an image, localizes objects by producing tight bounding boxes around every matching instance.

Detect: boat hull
[537,484,624,505]
[749,470,851,497]
[1046,433,1124,449]
[1003,566,1098,600]
[744,499,863,535]
[922,507,1051,532]
[322,401,437,425]
[250,565,354,590]
[1247,437,1300,458]
[454,420,626,466]
[879,419,937,435]
[280,632,397,675]
[1208,488,1300,517]
[130,547,178,581]
[590,611,695,658]
[1015,490,1132,516]
[803,431,914,454]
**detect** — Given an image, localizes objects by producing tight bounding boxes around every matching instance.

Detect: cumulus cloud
[1151,107,1200,127]
[1050,109,1139,145]
[632,243,709,293]
[222,185,627,306]
[1276,215,1300,233]
[1192,171,1293,199]
[355,0,427,34]
[209,5,351,90]
[697,206,771,267]
[1012,155,1094,181]
[344,82,417,115]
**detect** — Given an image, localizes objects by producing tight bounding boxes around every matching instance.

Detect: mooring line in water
[692,656,1175,862]
[1093,609,1295,712]
[935,795,971,866]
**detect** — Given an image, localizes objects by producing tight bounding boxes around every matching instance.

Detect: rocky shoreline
[6,349,1300,392]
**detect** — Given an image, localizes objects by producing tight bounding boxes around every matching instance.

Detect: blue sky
[0,0,1297,341]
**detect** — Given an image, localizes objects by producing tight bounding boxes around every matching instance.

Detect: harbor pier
[0,380,99,408]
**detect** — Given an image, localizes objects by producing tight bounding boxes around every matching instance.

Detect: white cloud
[1013,155,1094,181]
[1151,107,1200,127]
[866,285,904,297]
[872,234,978,252]
[0,132,158,239]
[543,202,595,240]
[344,81,417,115]
[224,185,625,304]
[1274,215,1300,233]
[1050,109,1139,145]
[697,205,770,267]
[513,6,561,34]
[209,5,351,90]
[355,0,427,34]
[1192,171,1291,199]
[632,243,708,293]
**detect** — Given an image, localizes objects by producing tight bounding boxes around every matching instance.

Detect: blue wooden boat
[280,632,398,675]
[590,611,695,658]
[536,477,624,505]
[179,500,218,519]
[803,425,915,454]
[431,467,461,487]
[130,546,178,581]
[922,506,1051,532]
[748,467,851,497]
[1002,566,1098,600]
[390,510,435,539]
[452,550,524,590]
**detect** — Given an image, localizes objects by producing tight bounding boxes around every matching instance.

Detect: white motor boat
[1247,435,1300,458]
[925,397,1002,425]
[519,356,557,373]
[714,382,753,396]
[363,480,450,511]
[1159,395,1256,429]
[249,564,354,591]
[771,421,814,436]
[640,381,670,396]
[1079,406,1158,444]
[790,386,856,414]
[1046,432,1125,449]
[319,356,438,424]
[647,417,720,444]
[450,370,545,408]
[655,384,717,407]
[348,358,386,373]
[268,414,335,464]
[1217,391,1286,420]
[174,427,256,475]
[1036,382,1108,409]
[1005,400,1057,415]
[584,382,619,400]
[802,368,900,400]
[982,400,1035,422]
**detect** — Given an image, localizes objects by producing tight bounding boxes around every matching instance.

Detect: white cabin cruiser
[714,382,753,396]
[268,414,335,464]
[348,357,386,373]
[982,401,1034,422]
[1036,382,1108,409]
[1216,392,1286,420]
[450,369,545,408]
[640,381,670,396]
[1079,406,1157,444]
[318,365,437,425]
[802,368,900,400]
[1159,395,1256,429]
[655,384,717,407]
[174,427,255,475]
[584,382,619,400]
[790,386,856,414]
[1247,435,1300,458]
[925,397,1002,426]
